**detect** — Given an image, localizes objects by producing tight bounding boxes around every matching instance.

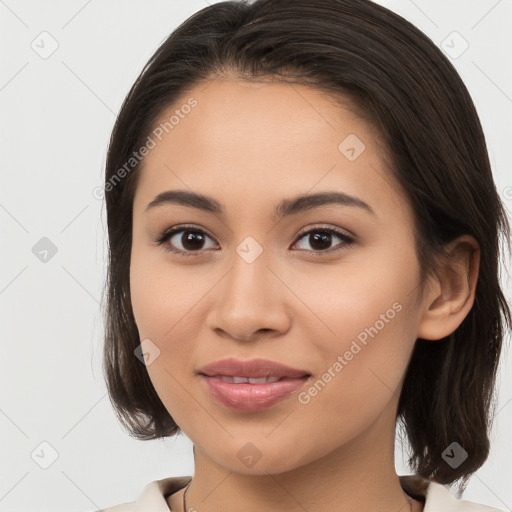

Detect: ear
[417,235,480,341]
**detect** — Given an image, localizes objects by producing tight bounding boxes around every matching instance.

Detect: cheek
[129,244,198,339]
[129,278,195,431]
[288,246,418,353]
[129,248,211,421]
[284,300,415,471]
[287,252,419,414]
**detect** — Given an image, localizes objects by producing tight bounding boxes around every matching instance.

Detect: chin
[203,438,316,476]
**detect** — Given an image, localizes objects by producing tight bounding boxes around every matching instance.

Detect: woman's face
[130,78,429,474]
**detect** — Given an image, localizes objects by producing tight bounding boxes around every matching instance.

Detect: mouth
[198,358,311,412]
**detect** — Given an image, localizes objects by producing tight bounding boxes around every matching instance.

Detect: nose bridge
[210,238,289,339]
[224,239,274,312]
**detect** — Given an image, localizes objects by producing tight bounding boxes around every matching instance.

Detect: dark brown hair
[101,0,511,493]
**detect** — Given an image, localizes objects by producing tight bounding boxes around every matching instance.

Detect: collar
[132,474,503,512]
[134,475,191,512]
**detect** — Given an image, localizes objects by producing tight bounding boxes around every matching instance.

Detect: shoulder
[424,482,504,512]
[85,475,191,512]
[400,475,505,512]
[426,481,506,512]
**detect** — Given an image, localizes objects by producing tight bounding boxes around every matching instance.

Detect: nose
[206,247,292,342]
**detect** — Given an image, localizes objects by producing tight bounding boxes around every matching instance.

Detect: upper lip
[198,358,310,379]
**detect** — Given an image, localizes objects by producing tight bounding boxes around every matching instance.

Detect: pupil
[310,232,331,250]
[182,231,205,250]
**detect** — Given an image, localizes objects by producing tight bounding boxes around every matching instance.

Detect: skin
[129,77,480,512]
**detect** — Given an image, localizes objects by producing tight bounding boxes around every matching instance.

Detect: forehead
[133,79,407,222]
[162,78,369,155]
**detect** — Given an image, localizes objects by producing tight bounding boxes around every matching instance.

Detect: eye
[155,224,355,257]
[292,226,354,254]
[155,225,218,257]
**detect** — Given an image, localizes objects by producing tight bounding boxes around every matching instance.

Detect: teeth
[248,377,269,384]
[218,376,282,384]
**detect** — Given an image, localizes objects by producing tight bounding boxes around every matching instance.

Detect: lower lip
[201,375,309,412]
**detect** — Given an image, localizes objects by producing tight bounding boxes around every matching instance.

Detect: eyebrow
[144,189,375,220]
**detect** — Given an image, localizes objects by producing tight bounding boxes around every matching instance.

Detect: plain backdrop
[1,1,511,511]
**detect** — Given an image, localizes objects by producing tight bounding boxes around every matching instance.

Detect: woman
[97,0,511,510]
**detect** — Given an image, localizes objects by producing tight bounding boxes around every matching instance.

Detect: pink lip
[199,357,309,378]
[198,358,311,412]
[201,376,309,412]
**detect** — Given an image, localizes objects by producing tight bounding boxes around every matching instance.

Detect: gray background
[1,0,511,511]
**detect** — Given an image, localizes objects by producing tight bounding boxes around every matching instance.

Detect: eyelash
[154,224,355,258]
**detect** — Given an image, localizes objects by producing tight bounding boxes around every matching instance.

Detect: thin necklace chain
[182,481,191,512]
[182,481,414,512]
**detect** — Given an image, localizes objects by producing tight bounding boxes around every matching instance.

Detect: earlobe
[417,235,480,341]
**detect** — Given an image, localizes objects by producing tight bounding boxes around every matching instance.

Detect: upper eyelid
[295,224,354,239]
[163,223,352,238]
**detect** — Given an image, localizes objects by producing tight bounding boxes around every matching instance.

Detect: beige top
[90,475,506,512]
